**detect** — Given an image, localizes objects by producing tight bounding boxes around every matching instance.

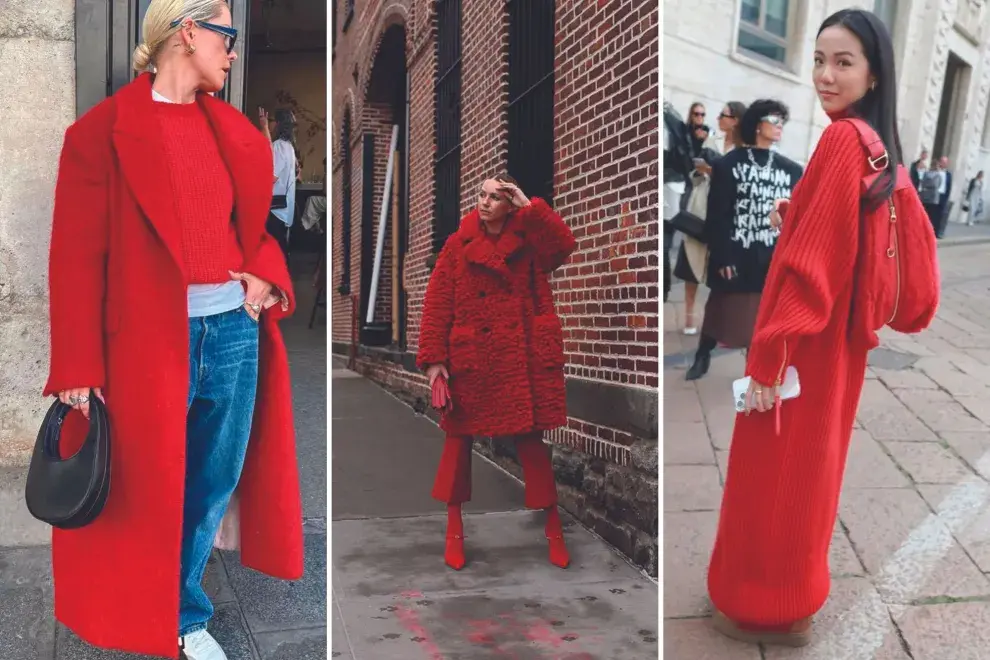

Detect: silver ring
[247,302,261,312]
[68,395,79,405]
[77,395,90,405]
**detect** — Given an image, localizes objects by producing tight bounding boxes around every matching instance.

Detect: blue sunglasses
[169,18,238,53]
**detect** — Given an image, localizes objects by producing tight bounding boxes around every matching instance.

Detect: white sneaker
[683,326,698,336]
[179,630,228,660]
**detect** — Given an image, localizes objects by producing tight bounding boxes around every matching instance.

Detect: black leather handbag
[25,394,112,529]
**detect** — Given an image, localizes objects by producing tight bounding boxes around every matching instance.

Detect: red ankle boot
[545,507,570,568]
[445,505,466,570]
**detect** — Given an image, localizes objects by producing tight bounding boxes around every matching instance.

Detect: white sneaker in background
[179,630,228,660]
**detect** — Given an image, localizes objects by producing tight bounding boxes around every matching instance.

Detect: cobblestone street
[664,239,990,659]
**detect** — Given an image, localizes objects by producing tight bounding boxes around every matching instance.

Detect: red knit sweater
[154,101,243,284]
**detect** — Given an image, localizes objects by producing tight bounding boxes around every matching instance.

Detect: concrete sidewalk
[664,242,990,658]
[0,261,328,660]
[331,365,659,659]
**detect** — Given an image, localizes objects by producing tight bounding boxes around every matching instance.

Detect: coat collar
[111,73,272,279]
[457,209,527,280]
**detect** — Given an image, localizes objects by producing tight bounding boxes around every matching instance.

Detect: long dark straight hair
[818,9,902,209]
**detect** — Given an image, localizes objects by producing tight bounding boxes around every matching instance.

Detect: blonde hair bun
[133,42,154,72]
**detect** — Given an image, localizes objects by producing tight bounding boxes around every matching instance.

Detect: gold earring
[186,44,196,54]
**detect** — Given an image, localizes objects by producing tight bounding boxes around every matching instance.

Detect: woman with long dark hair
[675,101,748,333]
[707,9,939,647]
[46,1,302,658]
[418,174,576,572]
[684,99,803,380]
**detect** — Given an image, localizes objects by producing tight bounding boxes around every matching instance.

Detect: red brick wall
[331,0,658,464]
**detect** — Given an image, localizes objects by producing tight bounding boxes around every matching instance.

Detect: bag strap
[838,117,897,215]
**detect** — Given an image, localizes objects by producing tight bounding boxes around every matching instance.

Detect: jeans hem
[179,622,208,637]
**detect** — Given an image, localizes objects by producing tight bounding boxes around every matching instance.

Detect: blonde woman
[45,1,303,659]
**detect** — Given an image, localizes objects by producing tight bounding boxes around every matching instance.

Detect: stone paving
[0,261,327,660]
[664,242,990,659]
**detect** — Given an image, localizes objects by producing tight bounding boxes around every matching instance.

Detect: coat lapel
[196,94,272,265]
[111,74,187,280]
[461,211,527,281]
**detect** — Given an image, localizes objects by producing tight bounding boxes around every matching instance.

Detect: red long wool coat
[43,74,304,659]
[417,199,577,437]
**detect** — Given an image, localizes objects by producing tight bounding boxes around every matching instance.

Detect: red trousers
[432,432,558,509]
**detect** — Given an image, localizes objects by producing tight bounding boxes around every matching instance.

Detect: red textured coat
[417,200,576,437]
[44,74,303,658]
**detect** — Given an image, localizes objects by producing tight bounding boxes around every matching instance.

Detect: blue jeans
[179,307,259,635]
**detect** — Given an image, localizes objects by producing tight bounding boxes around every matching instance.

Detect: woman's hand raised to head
[426,364,449,387]
[497,182,530,209]
[58,387,105,420]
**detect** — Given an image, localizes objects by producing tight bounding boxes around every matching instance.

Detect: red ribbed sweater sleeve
[746,121,863,386]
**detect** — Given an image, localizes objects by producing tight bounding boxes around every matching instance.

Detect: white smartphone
[732,366,801,413]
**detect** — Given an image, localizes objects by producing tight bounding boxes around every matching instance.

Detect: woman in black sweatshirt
[685,99,804,381]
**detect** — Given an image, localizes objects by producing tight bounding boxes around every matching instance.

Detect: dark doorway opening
[360,24,409,348]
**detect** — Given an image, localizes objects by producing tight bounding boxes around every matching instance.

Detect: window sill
[729,50,804,86]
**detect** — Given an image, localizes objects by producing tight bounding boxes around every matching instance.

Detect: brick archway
[357,22,409,348]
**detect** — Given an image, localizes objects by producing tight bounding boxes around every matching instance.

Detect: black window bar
[338,109,353,294]
[433,0,463,252]
[332,0,337,58]
[507,0,556,206]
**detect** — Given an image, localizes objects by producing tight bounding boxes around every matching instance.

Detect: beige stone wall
[664,0,990,220]
[0,0,76,464]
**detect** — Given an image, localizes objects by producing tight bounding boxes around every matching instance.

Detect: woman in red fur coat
[418,175,576,571]
[45,2,303,659]
[707,8,939,647]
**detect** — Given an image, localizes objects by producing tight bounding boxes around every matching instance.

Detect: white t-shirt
[270,139,296,227]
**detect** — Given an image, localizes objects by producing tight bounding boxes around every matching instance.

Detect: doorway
[359,24,409,348]
[933,52,972,163]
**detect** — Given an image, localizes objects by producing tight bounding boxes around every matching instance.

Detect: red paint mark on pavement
[524,621,567,648]
[394,605,445,660]
[400,590,424,599]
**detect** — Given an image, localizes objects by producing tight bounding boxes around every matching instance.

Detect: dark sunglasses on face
[169,18,238,54]
[718,112,734,120]
[692,111,706,117]
[761,115,786,127]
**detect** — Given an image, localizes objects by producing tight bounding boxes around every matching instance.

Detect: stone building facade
[331,0,660,574]
[664,0,990,222]
[0,3,76,463]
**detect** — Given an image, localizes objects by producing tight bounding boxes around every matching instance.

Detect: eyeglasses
[761,115,786,127]
[170,18,238,54]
